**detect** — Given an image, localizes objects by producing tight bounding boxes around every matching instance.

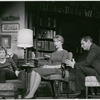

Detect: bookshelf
[36,17,56,57]
[37,2,100,19]
[26,1,100,96]
[34,2,57,58]
[26,1,100,58]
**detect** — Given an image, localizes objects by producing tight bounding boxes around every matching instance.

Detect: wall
[0,2,25,59]
[58,18,99,62]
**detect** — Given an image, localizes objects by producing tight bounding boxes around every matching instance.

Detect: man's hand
[15,70,20,77]
[65,58,76,68]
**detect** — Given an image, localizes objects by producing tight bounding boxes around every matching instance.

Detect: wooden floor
[2,93,100,99]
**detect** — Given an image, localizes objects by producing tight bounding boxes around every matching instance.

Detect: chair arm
[61,63,66,78]
[61,63,70,78]
[18,70,26,82]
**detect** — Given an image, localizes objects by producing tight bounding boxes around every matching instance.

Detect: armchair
[6,53,27,98]
[35,52,75,98]
[48,52,74,98]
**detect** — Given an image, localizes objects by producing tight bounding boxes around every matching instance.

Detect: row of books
[38,30,56,38]
[38,17,56,27]
[37,41,56,51]
[64,6,100,18]
[39,2,56,12]
[38,3,100,18]
[39,2,95,12]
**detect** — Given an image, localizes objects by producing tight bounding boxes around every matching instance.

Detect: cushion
[6,80,25,89]
[50,74,62,80]
[85,76,100,86]
[0,83,17,91]
[0,83,18,96]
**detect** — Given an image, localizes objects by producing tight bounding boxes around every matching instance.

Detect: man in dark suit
[65,36,100,98]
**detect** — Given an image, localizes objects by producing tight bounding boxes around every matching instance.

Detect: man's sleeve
[75,48,98,68]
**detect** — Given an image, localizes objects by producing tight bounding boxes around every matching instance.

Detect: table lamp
[17,29,33,64]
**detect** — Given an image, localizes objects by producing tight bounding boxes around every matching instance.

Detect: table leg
[25,68,33,94]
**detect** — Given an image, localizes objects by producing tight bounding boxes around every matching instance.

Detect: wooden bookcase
[33,2,57,58]
[26,1,100,59]
[26,2,100,96]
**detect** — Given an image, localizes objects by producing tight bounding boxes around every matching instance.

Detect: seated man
[65,36,100,98]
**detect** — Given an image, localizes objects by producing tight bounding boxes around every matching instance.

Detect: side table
[18,64,35,95]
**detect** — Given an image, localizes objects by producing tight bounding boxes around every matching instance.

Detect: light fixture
[17,29,33,64]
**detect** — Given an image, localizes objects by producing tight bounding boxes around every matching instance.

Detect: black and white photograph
[0,1,100,99]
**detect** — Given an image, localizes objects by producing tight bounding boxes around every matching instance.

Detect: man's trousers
[75,65,100,91]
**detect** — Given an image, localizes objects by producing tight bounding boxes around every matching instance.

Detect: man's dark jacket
[75,43,100,81]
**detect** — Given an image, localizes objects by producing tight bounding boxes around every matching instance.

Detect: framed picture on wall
[0,35,11,48]
[1,23,19,33]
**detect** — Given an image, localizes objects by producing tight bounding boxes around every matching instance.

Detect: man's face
[81,39,89,50]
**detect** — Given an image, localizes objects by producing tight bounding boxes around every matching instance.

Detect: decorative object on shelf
[17,29,33,64]
[38,2,100,19]
[1,23,20,33]
[2,15,20,21]
[0,35,11,48]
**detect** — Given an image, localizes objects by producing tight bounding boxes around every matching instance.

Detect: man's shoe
[74,94,85,99]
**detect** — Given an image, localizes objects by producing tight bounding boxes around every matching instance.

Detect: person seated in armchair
[0,46,20,83]
[65,36,100,98]
[25,35,70,99]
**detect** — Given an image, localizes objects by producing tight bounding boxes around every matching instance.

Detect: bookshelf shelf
[38,38,53,40]
[35,9,56,57]
[38,26,56,30]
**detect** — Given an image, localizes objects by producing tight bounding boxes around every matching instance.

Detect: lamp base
[24,48,27,64]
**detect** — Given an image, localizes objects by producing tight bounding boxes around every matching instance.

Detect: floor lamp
[17,29,33,64]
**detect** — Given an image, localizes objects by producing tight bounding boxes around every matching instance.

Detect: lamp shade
[17,29,33,48]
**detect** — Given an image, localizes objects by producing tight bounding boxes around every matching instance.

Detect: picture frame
[1,23,19,33]
[0,35,11,48]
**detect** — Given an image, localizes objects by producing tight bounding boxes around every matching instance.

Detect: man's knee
[76,65,84,72]
[0,71,5,78]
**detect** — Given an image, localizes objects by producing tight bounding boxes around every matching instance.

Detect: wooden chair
[48,52,74,98]
[85,76,100,98]
[5,53,27,98]
[35,52,74,98]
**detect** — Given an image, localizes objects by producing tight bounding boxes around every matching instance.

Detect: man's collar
[90,43,95,50]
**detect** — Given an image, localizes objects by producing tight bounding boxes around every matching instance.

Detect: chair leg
[86,86,88,99]
[54,80,59,99]
[14,91,19,99]
[50,80,59,98]
[14,94,18,99]
[66,82,69,98]
[2,97,5,99]
[20,89,25,99]
[50,81,55,98]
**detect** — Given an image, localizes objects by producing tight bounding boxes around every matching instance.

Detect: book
[48,18,51,27]
[37,41,42,50]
